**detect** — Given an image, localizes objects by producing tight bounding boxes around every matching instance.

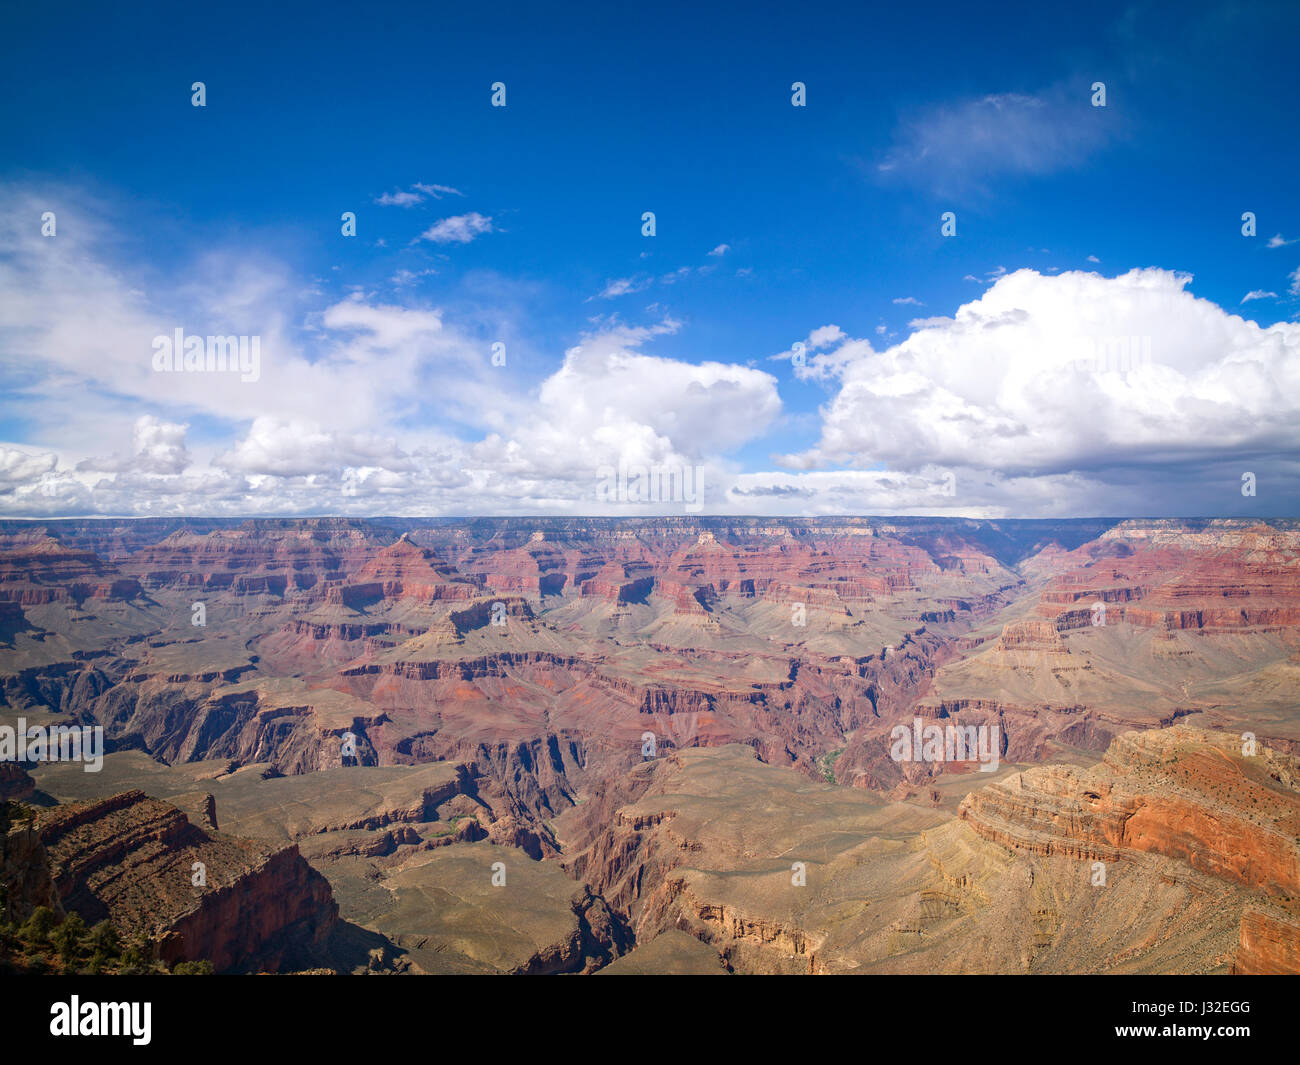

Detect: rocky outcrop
[0,763,35,802]
[1232,907,1300,975]
[0,822,62,923]
[36,791,338,972]
[960,726,1300,973]
[0,538,141,604]
[994,620,1069,654]
[960,728,1300,898]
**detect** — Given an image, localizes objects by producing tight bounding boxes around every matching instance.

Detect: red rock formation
[1232,907,1300,975]
[36,790,338,971]
[123,518,390,595]
[347,536,479,602]
[0,537,141,604]
[960,728,1300,958]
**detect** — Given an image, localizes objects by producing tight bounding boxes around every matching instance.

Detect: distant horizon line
[2,514,1296,525]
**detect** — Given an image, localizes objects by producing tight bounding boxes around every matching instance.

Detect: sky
[1,0,1298,519]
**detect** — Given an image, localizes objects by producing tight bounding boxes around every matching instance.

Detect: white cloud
[7,183,1294,519]
[591,276,653,300]
[0,185,786,516]
[1241,290,1278,303]
[708,244,730,257]
[531,321,781,468]
[375,183,464,206]
[1087,255,1101,263]
[892,296,924,306]
[390,267,438,287]
[413,183,464,199]
[417,212,494,244]
[375,189,423,207]
[807,325,846,350]
[1267,233,1298,248]
[215,417,414,477]
[319,295,443,349]
[785,268,1300,485]
[0,447,57,492]
[77,416,191,475]
[878,90,1114,193]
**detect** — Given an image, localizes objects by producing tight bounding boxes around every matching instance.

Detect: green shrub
[87,920,120,958]
[51,913,86,964]
[18,906,57,949]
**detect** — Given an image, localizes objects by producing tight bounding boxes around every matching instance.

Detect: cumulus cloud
[528,321,781,471]
[215,418,417,478]
[417,212,494,244]
[0,184,786,517]
[807,325,846,350]
[784,269,1300,490]
[77,416,191,475]
[0,447,57,493]
[5,181,1296,519]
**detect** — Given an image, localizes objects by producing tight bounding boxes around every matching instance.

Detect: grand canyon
[2,515,1297,975]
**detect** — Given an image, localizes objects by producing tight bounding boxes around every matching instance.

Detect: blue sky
[1,0,1298,517]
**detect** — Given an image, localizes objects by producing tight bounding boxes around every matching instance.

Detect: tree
[18,906,57,949]
[87,920,120,959]
[51,913,86,965]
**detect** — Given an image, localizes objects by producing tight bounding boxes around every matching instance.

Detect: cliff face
[958,727,1300,897]
[0,538,141,605]
[1233,908,1300,975]
[0,824,62,923]
[156,844,337,971]
[560,729,1300,975]
[121,518,392,594]
[959,726,1300,973]
[36,791,338,972]
[1034,524,1300,633]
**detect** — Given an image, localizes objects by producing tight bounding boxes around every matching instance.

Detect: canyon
[1,516,1297,973]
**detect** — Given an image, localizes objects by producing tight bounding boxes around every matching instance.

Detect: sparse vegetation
[0,902,213,975]
[818,748,844,784]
